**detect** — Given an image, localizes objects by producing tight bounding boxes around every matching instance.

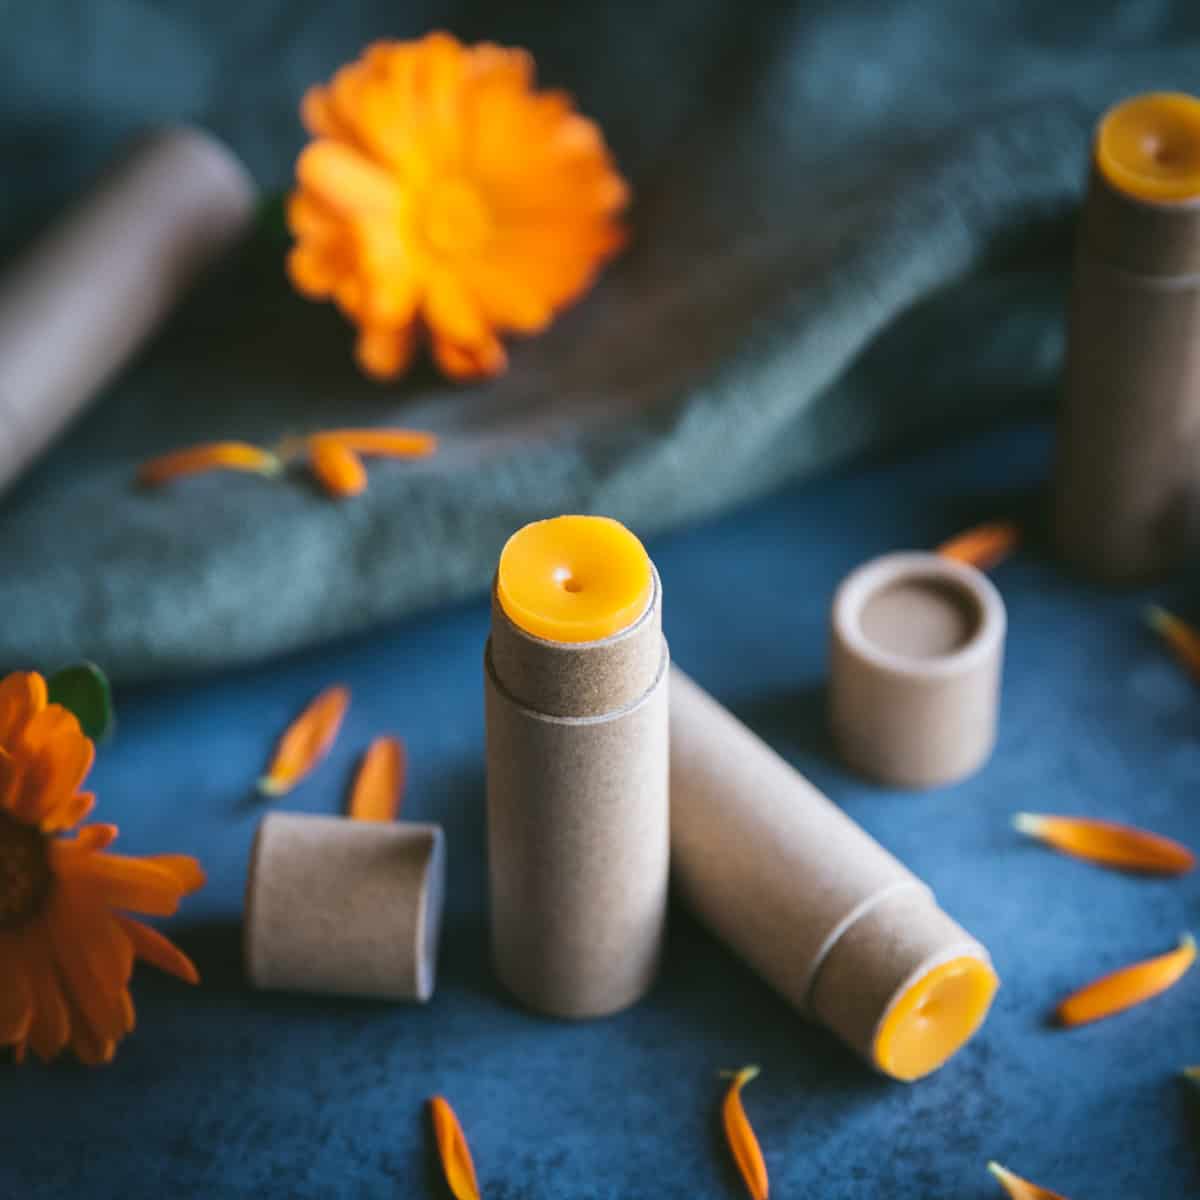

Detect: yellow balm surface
[873,956,999,1082]
[496,515,652,644]
[1097,92,1200,202]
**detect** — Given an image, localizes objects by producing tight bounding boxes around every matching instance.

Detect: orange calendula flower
[348,736,406,822]
[1056,933,1195,1027]
[937,521,1020,570]
[0,671,204,1065]
[429,1095,481,1200]
[287,32,629,381]
[1014,812,1194,875]
[987,1162,1070,1200]
[721,1066,769,1200]
[1146,605,1200,681]
[138,442,282,487]
[258,685,350,796]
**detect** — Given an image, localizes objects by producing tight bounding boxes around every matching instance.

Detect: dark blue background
[3,422,1197,1198]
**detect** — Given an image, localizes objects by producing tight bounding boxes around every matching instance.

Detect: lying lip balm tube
[669,668,998,1080]
[0,126,254,494]
[484,515,670,1019]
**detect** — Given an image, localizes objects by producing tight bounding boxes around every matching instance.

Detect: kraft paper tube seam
[244,813,445,1002]
[0,126,254,494]
[486,517,670,1020]
[669,667,997,1080]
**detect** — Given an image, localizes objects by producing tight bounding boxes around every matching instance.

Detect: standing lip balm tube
[485,516,670,1019]
[1055,92,1200,580]
[670,668,998,1080]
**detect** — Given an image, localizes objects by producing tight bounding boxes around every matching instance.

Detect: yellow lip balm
[496,515,653,643]
[1096,92,1200,203]
[873,956,1000,1081]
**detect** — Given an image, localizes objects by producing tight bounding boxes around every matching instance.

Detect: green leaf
[47,662,115,742]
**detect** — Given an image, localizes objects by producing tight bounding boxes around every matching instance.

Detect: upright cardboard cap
[244,813,445,1002]
[829,552,1005,788]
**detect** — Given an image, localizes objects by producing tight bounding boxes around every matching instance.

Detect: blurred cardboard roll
[0,126,255,493]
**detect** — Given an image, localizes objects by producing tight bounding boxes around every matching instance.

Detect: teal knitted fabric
[1,1,1196,680]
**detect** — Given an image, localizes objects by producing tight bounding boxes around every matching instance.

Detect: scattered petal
[429,1095,481,1200]
[1057,933,1195,1027]
[348,736,406,822]
[138,442,283,487]
[258,686,351,796]
[721,1066,769,1200]
[311,428,439,459]
[1146,605,1200,681]
[988,1161,1070,1200]
[937,521,1020,570]
[1013,812,1194,875]
[1183,1065,1200,1091]
[309,438,368,498]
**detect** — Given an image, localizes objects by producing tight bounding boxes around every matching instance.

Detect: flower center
[421,178,492,256]
[0,811,51,929]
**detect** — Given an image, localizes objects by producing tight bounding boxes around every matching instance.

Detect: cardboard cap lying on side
[244,812,445,1002]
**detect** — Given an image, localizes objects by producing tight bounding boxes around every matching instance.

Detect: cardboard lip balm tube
[244,813,446,1002]
[485,516,671,1019]
[829,552,1005,789]
[669,668,998,1081]
[0,125,255,495]
[1054,92,1200,580]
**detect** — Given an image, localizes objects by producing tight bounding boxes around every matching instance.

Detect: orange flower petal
[1014,812,1194,875]
[258,685,351,796]
[1147,606,1200,682]
[355,324,418,380]
[0,934,33,1045]
[988,1162,1070,1200]
[297,141,399,217]
[432,333,507,381]
[309,438,368,499]
[0,671,47,746]
[1057,933,1195,1027]
[138,442,283,487]
[20,921,70,1062]
[722,1066,769,1200]
[58,849,191,917]
[937,521,1020,570]
[312,429,439,459]
[72,823,119,852]
[141,854,207,895]
[348,736,406,822]
[41,790,95,834]
[45,883,134,1045]
[429,1096,481,1200]
[116,915,200,986]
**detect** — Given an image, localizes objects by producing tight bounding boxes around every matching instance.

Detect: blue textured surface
[3,422,1199,1198]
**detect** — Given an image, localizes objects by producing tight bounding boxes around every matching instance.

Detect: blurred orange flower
[287,32,629,381]
[0,672,204,1065]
